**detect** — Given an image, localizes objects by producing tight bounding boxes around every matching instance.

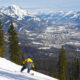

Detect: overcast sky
[0,0,80,11]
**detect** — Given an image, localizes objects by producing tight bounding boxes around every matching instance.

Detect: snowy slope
[0,57,58,80]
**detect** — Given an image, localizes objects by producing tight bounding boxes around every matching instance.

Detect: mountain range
[0,5,80,53]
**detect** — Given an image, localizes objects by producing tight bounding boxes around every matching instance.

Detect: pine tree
[58,46,67,80]
[8,21,23,64]
[0,20,5,57]
[71,57,79,80]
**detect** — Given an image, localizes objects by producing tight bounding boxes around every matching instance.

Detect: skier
[21,58,34,73]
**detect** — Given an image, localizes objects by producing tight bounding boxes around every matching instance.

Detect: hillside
[0,57,58,80]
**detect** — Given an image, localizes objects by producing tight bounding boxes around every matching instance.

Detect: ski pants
[21,66,31,73]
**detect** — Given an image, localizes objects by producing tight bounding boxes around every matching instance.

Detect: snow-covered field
[0,57,58,80]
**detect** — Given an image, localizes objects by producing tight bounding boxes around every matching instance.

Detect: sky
[0,0,80,11]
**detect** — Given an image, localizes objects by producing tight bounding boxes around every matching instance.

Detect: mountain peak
[2,4,22,12]
[0,5,28,20]
[7,5,23,12]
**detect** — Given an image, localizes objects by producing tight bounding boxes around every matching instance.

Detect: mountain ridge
[0,5,80,50]
[0,5,80,22]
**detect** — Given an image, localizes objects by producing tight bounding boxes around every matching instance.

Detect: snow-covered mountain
[0,57,58,80]
[30,9,80,21]
[0,5,40,21]
[0,5,28,20]
[0,5,80,49]
[1,5,80,22]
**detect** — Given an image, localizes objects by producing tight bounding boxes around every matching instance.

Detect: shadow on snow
[0,70,36,80]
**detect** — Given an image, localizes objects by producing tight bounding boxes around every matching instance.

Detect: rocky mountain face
[0,5,80,58]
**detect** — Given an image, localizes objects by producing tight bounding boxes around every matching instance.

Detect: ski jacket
[23,58,34,68]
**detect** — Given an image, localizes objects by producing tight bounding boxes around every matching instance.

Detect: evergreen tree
[0,20,5,57]
[58,46,67,80]
[71,57,79,80]
[8,21,23,64]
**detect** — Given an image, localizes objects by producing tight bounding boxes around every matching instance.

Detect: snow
[76,48,80,52]
[66,42,80,46]
[0,5,80,22]
[0,5,28,20]
[38,47,51,50]
[45,26,66,33]
[64,11,73,17]
[13,23,18,28]
[0,57,58,80]
[32,41,42,45]
[0,5,40,21]
[71,14,78,18]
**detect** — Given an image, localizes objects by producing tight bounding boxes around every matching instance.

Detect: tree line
[34,47,80,80]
